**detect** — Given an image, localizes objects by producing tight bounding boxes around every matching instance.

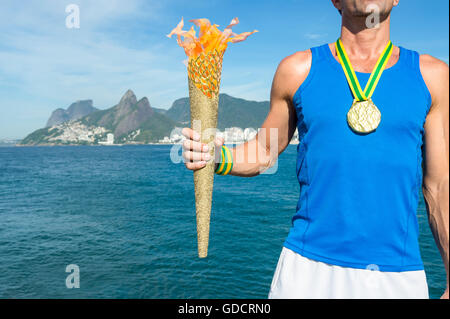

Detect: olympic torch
[167,17,257,258]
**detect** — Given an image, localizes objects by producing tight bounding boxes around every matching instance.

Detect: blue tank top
[284,44,431,272]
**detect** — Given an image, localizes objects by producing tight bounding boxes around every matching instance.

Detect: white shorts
[268,247,429,299]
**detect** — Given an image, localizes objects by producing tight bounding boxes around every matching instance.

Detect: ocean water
[0,145,446,299]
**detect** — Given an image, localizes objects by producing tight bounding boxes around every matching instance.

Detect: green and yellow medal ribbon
[215,145,233,176]
[335,38,393,101]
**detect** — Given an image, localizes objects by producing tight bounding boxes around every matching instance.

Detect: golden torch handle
[189,76,219,258]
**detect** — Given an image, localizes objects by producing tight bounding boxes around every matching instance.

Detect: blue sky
[0,0,448,139]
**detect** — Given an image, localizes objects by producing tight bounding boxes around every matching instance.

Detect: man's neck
[340,13,391,59]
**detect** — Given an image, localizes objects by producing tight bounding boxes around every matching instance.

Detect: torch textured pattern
[188,76,219,258]
[187,48,224,257]
[188,49,224,99]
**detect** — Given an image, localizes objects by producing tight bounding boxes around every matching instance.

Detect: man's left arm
[421,55,449,299]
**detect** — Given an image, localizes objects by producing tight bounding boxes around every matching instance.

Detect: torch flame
[167,17,257,98]
[167,17,258,58]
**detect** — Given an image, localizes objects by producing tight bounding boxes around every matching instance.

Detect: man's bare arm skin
[421,55,449,299]
[182,50,312,176]
[228,50,311,176]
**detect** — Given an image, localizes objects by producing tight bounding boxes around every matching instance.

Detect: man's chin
[350,11,373,18]
[346,0,391,18]
[346,8,390,20]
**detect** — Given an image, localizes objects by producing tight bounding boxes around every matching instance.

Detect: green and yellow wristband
[215,145,233,176]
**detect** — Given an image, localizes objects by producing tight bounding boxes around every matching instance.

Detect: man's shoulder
[274,44,331,99]
[278,49,312,74]
[419,54,449,97]
[418,54,449,112]
[277,43,331,76]
[419,54,448,78]
[274,48,316,95]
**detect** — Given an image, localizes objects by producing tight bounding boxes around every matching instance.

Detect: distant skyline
[0,0,448,139]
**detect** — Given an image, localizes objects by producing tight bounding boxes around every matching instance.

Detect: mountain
[79,89,178,143]
[21,90,178,145]
[82,90,149,137]
[165,93,270,130]
[46,100,98,127]
[20,91,270,145]
[0,139,20,146]
[152,107,167,114]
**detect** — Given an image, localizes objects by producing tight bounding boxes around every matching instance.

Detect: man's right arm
[182,50,312,176]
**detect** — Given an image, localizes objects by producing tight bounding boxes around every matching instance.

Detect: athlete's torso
[284,43,431,271]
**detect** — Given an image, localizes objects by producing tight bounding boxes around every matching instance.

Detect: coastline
[13,140,300,147]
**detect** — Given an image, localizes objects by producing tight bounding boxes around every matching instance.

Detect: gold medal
[335,39,393,134]
[347,98,381,133]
